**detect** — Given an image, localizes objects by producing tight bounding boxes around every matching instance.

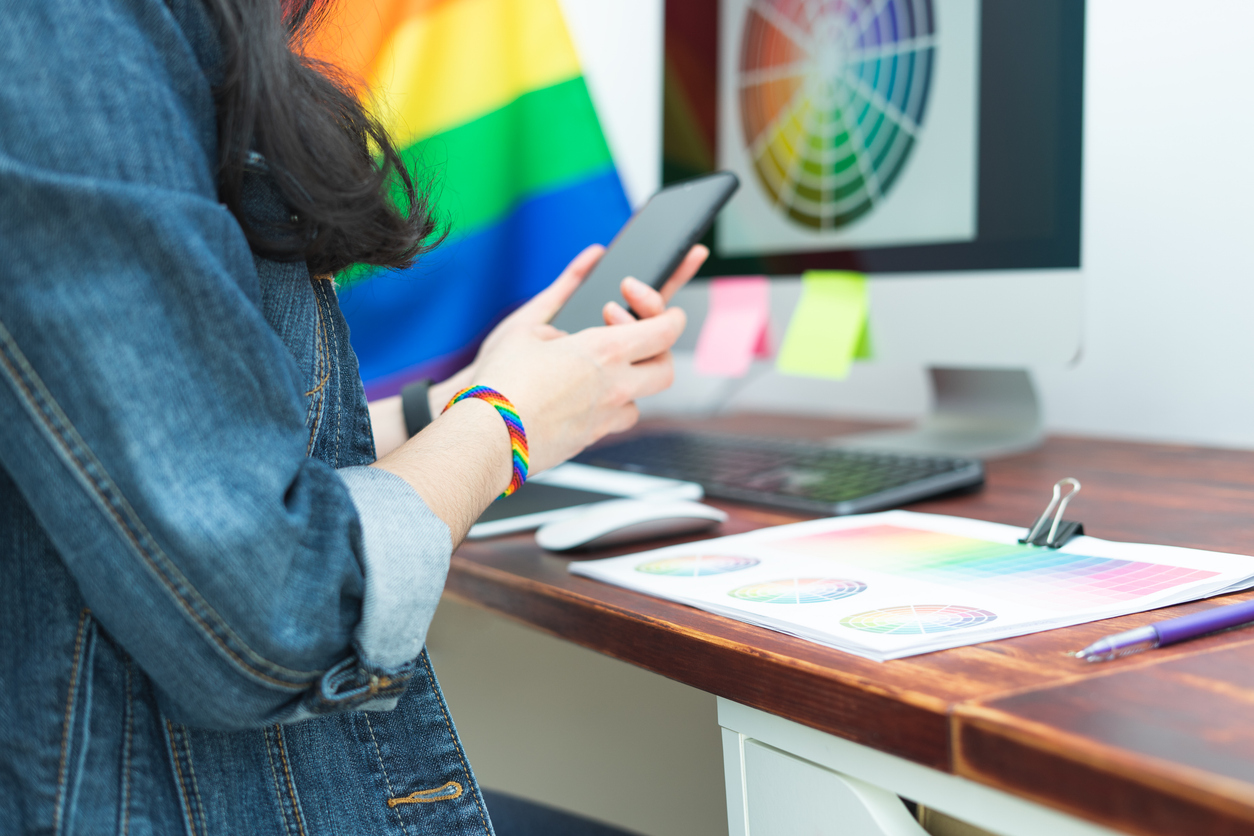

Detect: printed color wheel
[636,554,761,576]
[841,604,996,634]
[738,0,935,229]
[729,578,867,604]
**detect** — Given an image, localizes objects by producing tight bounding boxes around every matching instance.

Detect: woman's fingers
[604,245,710,325]
[657,244,709,303]
[474,248,601,356]
[534,323,567,340]
[521,244,606,324]
[624,351,676,400]
[595,306,687,364]
[602,299,636,326]
[604,402,641,436]
[619,276,665,319]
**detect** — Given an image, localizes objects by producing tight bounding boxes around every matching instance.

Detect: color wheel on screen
[636,554,760,577]
[730,578,866,604]
[738,0,935,229]
[841,604,996,634]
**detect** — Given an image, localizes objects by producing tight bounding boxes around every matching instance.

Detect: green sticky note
[776,271,870,379]
[853,313,873,360]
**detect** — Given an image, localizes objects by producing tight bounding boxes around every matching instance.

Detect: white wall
[1032,0,1254,447]
[565,0,1254,449]
[557,0,663,208]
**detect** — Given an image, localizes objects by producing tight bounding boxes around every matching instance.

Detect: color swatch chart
[637,555,761,577]
[840,604,997,635]
[738,0,936,229]
[570,511,1254,661]
[774,525,1220,611]
[730,578,866,604]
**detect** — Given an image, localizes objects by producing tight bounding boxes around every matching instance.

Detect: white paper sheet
[569,511,1254,661]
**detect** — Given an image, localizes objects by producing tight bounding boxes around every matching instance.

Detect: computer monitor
[662,0,1086,456]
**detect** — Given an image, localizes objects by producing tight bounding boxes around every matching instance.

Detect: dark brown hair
[205,0,440,276]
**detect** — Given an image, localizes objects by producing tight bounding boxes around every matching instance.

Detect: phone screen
[550,172,738,333]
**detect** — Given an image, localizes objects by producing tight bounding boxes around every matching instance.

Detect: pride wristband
[443,386,529,497]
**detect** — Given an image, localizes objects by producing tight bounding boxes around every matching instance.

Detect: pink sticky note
[694,277,772,377]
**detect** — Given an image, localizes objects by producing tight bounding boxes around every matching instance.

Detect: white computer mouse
[535,499,728,552]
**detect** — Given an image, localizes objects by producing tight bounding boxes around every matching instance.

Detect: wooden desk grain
[447,414,1254,835]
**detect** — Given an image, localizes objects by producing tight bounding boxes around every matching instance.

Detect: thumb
[521,244,605,324]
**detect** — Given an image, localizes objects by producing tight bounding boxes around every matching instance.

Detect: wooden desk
[449,415,1254,836]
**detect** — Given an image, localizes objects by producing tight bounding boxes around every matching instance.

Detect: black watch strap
[400,379,434,438]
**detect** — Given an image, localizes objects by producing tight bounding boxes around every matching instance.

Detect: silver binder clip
[1020,477,1084,549]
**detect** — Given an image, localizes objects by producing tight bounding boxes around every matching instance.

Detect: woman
[0,0,702,833]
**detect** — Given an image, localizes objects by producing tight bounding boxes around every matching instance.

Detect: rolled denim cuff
[338,466,452,670]
[284,655,414,723]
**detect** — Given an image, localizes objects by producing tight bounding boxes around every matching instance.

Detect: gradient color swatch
[729,578,867,604]
[841,604,996,634]
[776,525,1221,609]
[443,386,529,496]
[309,0,632,396]
[738,0,935,229]
[636,555,761,576]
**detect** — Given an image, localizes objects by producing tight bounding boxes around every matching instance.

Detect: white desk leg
[722,729,750,836]
[722,727,927,836]
[719,700,1127,836]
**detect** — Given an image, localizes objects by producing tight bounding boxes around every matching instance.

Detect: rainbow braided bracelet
[443,386,529,497]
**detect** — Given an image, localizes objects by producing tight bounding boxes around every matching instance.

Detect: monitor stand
[833,368,1043,459]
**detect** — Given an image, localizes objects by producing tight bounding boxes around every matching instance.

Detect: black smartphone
[549,171,739,332]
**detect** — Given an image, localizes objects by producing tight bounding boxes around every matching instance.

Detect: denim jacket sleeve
[0,0,452,730]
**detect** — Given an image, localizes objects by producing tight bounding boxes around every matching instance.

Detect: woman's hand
[604,243,708,325]
[374,242,707,541]
[428,243,708,411]
[468,296,686,476]
[461,241,708,472]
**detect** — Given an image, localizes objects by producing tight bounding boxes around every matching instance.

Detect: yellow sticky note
[776,271,870,379]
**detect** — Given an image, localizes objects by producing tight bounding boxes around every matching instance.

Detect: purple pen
[1077,597,1254,662]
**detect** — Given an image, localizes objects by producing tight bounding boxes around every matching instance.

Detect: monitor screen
[663,0,1084,276]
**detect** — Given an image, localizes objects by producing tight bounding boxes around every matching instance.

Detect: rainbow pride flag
[310,0,632,398]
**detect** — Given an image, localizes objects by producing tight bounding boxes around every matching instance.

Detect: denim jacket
[0,0,493,832]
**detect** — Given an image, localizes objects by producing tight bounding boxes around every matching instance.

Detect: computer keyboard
[573,431,984,515]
